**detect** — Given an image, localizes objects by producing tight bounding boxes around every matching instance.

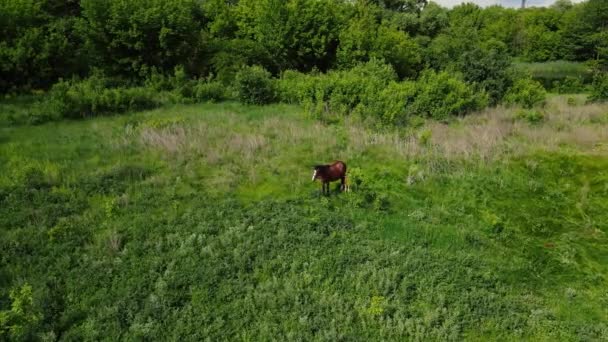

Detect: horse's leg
[340,176,345,192]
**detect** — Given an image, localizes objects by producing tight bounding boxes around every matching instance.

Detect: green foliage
[1,102,608,339]
[588,73,608,102]
[505,78,547,108]
[276,60,397,119]
[79,0,206,77]
[457,41,513,105]
[142,66,228,104]
[515,109,545,124]
[551,76,586,94]
[407,70,487,120]
[521,24,564,62]
[371,81,418,125]
[45,76,161,119]
[193,80,227,103]
[337,9,423,79]
[276,62,485,124]
[0,284,40,340]
[1,0,607,96]
[417,2,449,37]
[513,61,593,89]
[0,0,85,92]
[560,0,608,62]
[234,66,275,105]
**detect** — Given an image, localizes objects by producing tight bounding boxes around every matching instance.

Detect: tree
[0,0,84,92]
[337,5,422,78]
[418,2,448,37]
[79,0,206,77]
[233,0,344,73]
[458,40,513,105]
[560,0,608,61]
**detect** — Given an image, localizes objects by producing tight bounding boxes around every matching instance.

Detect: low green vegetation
[589,72,608,102]
[277,60,488,124]
[513,61,593,91]
[1,98,607,340]
[2,0,608,340]
[504,78,548,109]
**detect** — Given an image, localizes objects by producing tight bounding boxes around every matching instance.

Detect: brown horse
[312,161,348,195]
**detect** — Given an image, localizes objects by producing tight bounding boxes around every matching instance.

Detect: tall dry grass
[124,98,608,187]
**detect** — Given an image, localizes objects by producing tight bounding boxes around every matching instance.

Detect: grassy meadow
[1,95,607,340]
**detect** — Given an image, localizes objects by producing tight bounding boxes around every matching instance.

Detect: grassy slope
[0,100,607,340]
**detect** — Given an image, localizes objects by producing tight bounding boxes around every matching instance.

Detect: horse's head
[312,165,324,181]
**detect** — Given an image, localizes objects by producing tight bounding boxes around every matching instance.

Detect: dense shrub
[515,109,545,124]
[142,66,227,103]
[512,61,593,90]
[551,76,586,94]
[407,70,488,120]
[168,66,196,100]
[504,78,547,108]
[457,42,513,105]
[276,59,397,118]
[364,70,487,123]
[46,76,161,119]
[0,0,604,96]
[193,80,227,103]
[588,73,608,102]
[276,62,486,124]
[275,70,314,104]
[368,81,418,125]
[324,60,397,115]
[234,66,276,105]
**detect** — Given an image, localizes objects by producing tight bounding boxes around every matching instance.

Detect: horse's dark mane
[314,164,328,170]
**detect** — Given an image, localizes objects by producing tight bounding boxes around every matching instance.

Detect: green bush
[275,63,486,124]
[276,60,397,118]
[512,61,593,90]
[504,78,547,108]
[515,109,545,124]
[551,76,586,94]
[192,81,226,103]
[408,70,488,120]
[234,66,275,105]
[169,66,196,100]
[325,60,397,115]
[275,70,312,104]
[458,41,513,105]
[588,73,608,102]
[369,81,418,125]
[143,67,228,103]
[46,76,161,119]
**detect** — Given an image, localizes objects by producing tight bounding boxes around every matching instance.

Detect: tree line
[1,0,606,94]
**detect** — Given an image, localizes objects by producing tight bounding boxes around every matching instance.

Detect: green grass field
[1,98,608,340]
